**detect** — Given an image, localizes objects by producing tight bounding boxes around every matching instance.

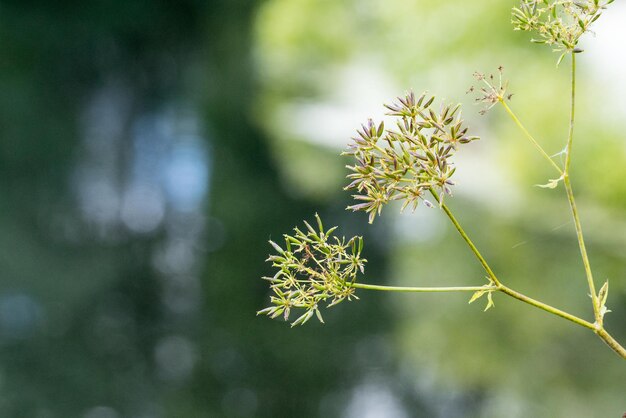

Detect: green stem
[596,328,626,359]
[563,176,598,320]
[351,283,494,293]
[562,53,600,324]
[431,188,587,327]
[487,54,626,356]
[498,284,594,330]
[429,191,626,358]
[560,56,626,357]
[499,100,564,175]
[564,53,576,174]
[429,189,501,286]
[352,281,593,330]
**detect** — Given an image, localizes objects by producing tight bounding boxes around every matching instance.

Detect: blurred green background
[0,0,624,417]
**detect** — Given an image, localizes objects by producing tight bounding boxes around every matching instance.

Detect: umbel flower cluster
[469,66,512,115]
[344,92,479,223]
[512,0,614,61]
[257,214,366,326]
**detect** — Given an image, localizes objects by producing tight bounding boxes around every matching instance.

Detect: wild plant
[258,0,625,359]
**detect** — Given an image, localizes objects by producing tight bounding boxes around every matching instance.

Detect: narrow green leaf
[256,307,275,316]
[484,292,495,311]
[315,308,325,324]
[291,309,314,327]
[377,121,385,138]
[598,280,609,310]
[269,240,285,254]
[469,290,487,304]
[315,213,324,234]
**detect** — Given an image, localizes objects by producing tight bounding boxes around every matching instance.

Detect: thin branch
[353,279,596,332]
[564,53,577,175]
[499,99,564,175]
[350,283,495,293]
[562,53,600,324]
[429,188,501,286]
[596,328,626,359]
[498,284,594,330]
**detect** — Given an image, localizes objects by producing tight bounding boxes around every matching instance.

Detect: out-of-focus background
[0,1,624,417]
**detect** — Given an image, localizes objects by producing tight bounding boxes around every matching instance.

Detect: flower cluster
[468,66,512,115]
[257,214,366,326]
[344,92,479,223]
[512,0,613,61]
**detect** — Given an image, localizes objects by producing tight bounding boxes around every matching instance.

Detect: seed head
[343,92,478,223]
[469,66,511,115]
[258,214,366,326]
[512,0,613,62]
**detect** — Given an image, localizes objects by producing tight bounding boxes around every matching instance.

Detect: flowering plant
[258,0,625,359]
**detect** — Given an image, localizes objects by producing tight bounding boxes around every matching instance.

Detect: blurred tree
[0,1,408,417]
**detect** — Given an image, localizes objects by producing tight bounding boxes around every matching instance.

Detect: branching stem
[430,188,587,325]
[426,189,625,358]
[352,280,594,330]
[367,56,626,356]
[488,53,625,357]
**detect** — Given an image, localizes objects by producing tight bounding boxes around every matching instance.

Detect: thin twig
[351,283,495,293]
[499,100,564,175]
[562,53,600,324]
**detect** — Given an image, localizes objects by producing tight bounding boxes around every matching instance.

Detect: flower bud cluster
[344,92,478,223]
[468,66,512,115]
[257,214,366,326]
[512,0,613,59]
